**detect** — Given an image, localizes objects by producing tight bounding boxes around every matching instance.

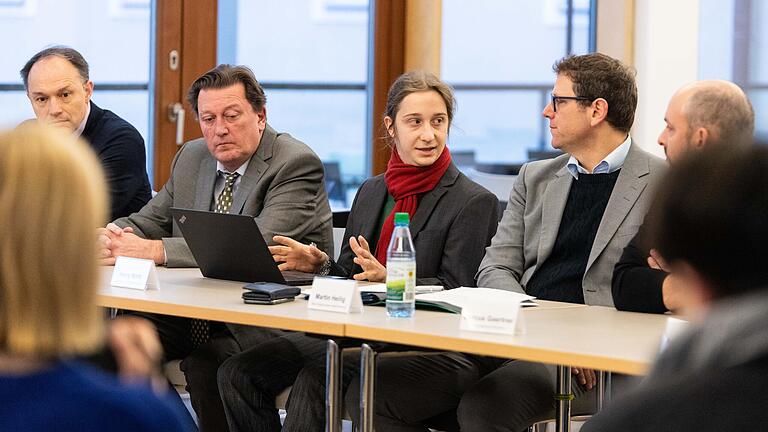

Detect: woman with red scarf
[216,72,499,432]
[268,71,498,288]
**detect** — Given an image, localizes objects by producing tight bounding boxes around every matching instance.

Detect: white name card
[110,256,160,291]
[460,300,525,335]
[308,277,362,313]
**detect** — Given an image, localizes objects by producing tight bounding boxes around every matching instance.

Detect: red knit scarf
[375,146,452,265]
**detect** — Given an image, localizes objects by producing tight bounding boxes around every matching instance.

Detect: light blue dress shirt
[566,135,632,179]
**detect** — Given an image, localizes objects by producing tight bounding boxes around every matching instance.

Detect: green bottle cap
[394,212,410,225]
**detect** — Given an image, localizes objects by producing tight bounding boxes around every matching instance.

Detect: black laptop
[170,208,316,286]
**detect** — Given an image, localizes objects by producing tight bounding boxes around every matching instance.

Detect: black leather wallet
[242,282,301,302]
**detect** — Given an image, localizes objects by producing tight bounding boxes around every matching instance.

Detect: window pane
[699,0,768,141]
[264,89,367,207]
[749,0,768,85]
[219,0,368,84]
[218,0,370,210]
[442,0,595,172]
[451,90,547,164]
[442,0,591,84]
[748,90,768,141]
[0,1,150,83]
[698,0,735,80]
[0,91,34,128]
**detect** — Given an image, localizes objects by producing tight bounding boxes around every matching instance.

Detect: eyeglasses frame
[551,94,596,112]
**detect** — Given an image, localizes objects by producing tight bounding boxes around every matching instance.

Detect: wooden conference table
[98,267,673,432]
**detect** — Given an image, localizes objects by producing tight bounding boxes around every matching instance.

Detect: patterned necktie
[215,171,240,214]
[190,171,241,349]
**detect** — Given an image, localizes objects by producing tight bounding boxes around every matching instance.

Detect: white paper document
[416,287,536,310]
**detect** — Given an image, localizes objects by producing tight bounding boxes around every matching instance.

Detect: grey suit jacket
[114,124,333,267]
[476,143,667,306]
[334,164,499,288]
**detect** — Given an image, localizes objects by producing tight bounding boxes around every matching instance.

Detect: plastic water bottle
[386,212,416,317]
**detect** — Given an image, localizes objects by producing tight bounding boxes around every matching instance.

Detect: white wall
[632,0,700,158]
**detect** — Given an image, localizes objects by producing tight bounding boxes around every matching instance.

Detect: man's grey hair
[683,81,755,148]
[20,46,90,91]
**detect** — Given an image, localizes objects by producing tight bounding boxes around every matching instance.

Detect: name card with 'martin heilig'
[308,277,362,313]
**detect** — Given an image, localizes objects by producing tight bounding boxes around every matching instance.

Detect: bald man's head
[658,80,754,163]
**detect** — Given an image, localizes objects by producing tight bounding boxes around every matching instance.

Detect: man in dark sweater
[21,46,151,220]
[612,80,754,314]
[453,53,667,431]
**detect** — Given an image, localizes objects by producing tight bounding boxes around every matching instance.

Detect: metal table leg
[597,371,606,411]
[359,343,377,432]
[325,339,342,432]
[555,365,573,432]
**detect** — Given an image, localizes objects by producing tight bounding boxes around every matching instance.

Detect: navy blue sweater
[82,102,152,220]
[0,361,192,432]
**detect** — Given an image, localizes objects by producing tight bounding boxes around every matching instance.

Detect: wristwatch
[318,257,332,276]
[309,242,332,276]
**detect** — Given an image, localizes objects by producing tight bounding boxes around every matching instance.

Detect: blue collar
[567,135,631,179]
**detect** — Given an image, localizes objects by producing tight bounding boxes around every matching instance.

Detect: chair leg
[325,339,342,432]
[359,343,377,432]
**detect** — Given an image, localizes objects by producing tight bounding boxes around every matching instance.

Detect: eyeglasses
[551,94,594,112]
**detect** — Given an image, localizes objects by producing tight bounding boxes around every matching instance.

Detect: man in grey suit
[455,53,667,431]
[98,64,332,431]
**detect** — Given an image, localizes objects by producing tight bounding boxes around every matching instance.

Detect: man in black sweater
[612,80,754,314]
[21,46,151,220]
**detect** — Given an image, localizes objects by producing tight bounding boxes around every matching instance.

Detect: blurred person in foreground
[0,124,191,432]
[584,145,768,431]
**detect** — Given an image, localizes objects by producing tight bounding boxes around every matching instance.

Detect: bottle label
[386,261,416,302]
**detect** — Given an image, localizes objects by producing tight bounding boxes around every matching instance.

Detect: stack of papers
[415,287,537,313]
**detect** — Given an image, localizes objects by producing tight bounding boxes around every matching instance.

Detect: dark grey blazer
[334,164,499,289]
[477,143,667,305]
[114,124,333,267]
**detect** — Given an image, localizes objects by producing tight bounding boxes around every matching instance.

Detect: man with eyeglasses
[459,53,667,430]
